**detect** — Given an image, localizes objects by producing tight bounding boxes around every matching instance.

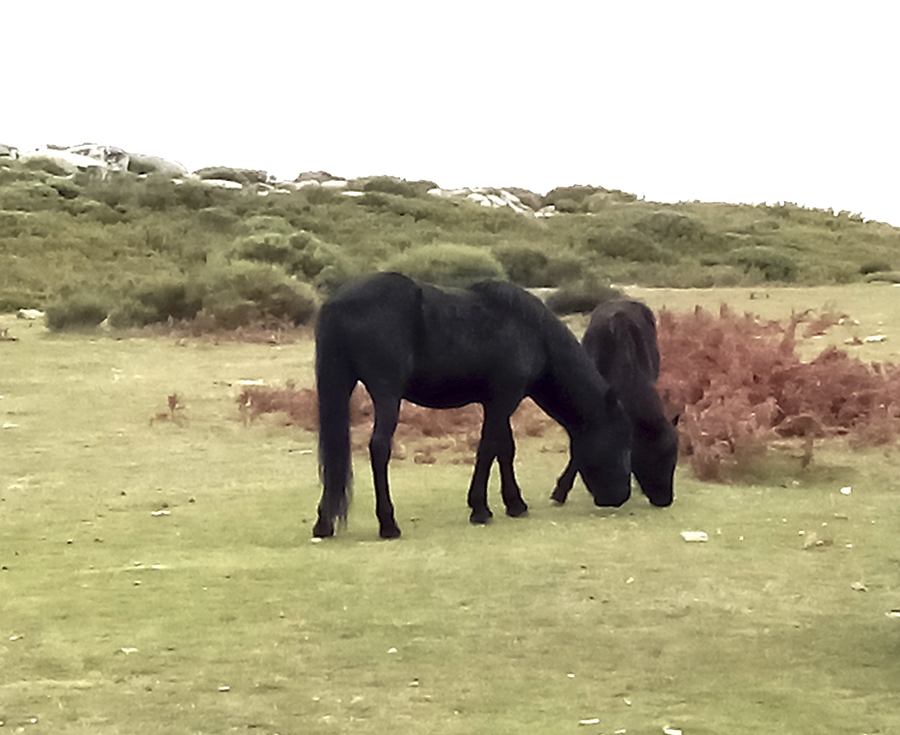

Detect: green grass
[2,288,900,734]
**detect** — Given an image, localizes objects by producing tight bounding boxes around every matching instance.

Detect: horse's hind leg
[370,396,402,539]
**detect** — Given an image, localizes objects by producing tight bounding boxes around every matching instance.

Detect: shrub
[0,287,46,313]
[552,198,583,214]
[173,179,219,210]
[0,180,60,211]
[727,245,798,281]
[543,185,601,210]
[231,231,356,291]
[199,261,319,328]
[383,243,506,286]
[864,271,900,284]
[544,273,623,315]
[109,278,202,327]
[136,174,180,211]
[492,243,551,287]
[46,292,111,331]
[656,306,900,481]
[286,232,357,290]
[634,211,715,254]
[198,206,241,232]
[243,215,295,234]
[21,156,70,176]
[194,167,267,185]
[358,176,436,198]
[583,226,669,263]
[859,260,892,275]
[47,176,81,200]
[544,251,590,284]
[232,232,295,267]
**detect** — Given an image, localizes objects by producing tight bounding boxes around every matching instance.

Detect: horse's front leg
[370,397,402,539]
[468,406,527,524]
[550,448,578,504]
[496,417,528,517]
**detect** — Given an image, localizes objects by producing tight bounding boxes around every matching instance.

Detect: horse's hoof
[549,489,568,504]
[379,525,402,540]
[469,509,493,525]
[506,504,529,518]
[312,520,334,538]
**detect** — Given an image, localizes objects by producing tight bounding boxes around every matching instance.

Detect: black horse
[313,272,634,539]
[551,299,678,508]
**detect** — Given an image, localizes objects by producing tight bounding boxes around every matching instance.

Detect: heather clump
[657,306,900,481]
[237,384,556,463]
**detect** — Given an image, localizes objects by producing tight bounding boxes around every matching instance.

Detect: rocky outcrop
[16,143,188,180]
[427,186,556,217]
[127,152,188,177]
[294,171,343,184]
[3,141,565,217]
[194,166,269,185]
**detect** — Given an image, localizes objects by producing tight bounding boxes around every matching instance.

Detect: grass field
[1,285,899,734]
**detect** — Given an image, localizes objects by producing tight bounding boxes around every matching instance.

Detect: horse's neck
[532,341,613,431]
[625,383,671,433]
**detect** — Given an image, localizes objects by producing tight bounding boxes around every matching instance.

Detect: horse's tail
[313,310,356,536]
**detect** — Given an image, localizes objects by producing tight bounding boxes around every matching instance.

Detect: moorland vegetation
[3,156,900,329]
[4,155,900,481]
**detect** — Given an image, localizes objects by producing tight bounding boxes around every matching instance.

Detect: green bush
[173,179,219,210]
[358,176,436,198]
[136,174,180,211]
[544,251,590,284]
[0,287,46,313]
[492,243,551,287]
[859,260,892,275]
[0,180,60,211]
[232,232,295,267]
[635,211,711,252]
[243,215,295,234]
[864,271,900,284]
[544,273,623,315]
[198,206,241,232]
[543,185,600,210]
[231,230,356,291]
[47,176,81,200]
[383,243,506,286]
[109,278,203,327]
[584,226,668,262]
[195,167,267,185]
[727,245,798,282]
[21,156,71,176]
[199,261,319,328]
[292,240,357,292]
[46,292,111,331]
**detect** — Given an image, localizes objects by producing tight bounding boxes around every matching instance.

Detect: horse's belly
[404,376,488,410]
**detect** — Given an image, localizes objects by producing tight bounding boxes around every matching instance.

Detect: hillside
[2,147,900,329]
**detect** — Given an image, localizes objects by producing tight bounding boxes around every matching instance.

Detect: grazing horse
[551,299,678,508]
[313,273,633,539]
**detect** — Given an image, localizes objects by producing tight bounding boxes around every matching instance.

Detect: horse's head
[631,414,679,507]
[573,390,633,507]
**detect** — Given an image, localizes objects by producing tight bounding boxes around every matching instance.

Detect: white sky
[4,1,899,225]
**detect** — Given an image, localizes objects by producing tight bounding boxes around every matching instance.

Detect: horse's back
[316,273,421,391]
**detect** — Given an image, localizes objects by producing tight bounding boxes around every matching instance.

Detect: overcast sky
[5,1,899,225]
